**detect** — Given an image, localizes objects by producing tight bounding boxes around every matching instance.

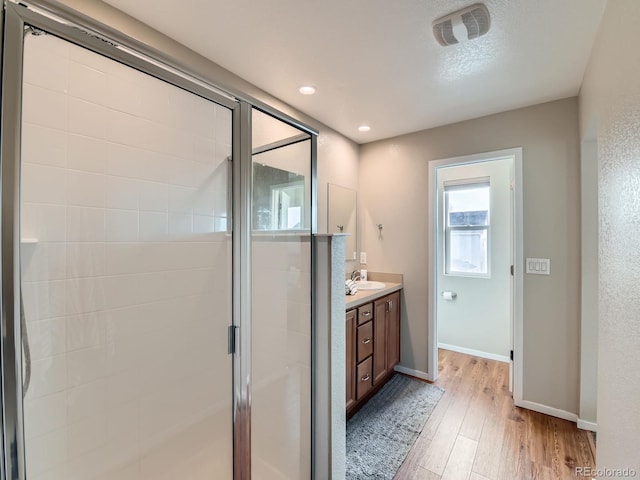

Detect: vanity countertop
[345,282,403,310]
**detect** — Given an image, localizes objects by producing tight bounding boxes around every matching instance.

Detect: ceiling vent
[433,3,491,47]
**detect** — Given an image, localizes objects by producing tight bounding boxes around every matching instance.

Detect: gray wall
[580,0,640,471]
[359,98,581,415]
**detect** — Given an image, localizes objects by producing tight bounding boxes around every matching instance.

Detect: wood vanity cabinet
[346,290,401,416]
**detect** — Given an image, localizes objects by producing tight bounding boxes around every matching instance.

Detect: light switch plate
[526,258,550,275]
[360,252,367,264]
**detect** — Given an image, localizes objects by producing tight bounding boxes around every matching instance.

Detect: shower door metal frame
[0,2,241,478]
[0,1,319,480]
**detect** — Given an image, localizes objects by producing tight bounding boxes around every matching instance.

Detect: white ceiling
[102,0,606,144]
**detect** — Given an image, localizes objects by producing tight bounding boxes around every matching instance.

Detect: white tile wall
[22,84,68,130]
[20,33,233,480]
[68,133,108,173]
[28,355,67,398]
[67,243,106,279]
[66,311,105,351]
[21,244,67,282]
[22,205,67,242]
[22,164,67,205]
[27,317,67,360]
[22,124,67,168]
[66,207,106,242]
[22,280,67,321]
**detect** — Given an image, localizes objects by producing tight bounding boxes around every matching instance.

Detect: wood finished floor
[394,349,595,480]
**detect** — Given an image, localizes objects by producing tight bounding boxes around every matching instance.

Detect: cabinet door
[386,291,401,370]
[346,310,357,410]
[373,299,388,385]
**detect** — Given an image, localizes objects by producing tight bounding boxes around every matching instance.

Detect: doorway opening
[427,148,524,403]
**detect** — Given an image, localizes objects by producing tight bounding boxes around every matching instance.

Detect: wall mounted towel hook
[376,224,383,231]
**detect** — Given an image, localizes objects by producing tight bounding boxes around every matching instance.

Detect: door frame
[427,147,524,404]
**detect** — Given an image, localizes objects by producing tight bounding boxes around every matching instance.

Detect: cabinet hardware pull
[362,311,371,317]
[361,338,371,344]
[361,374,370,382]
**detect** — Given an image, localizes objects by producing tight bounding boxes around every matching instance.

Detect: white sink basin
[355,280,386,290]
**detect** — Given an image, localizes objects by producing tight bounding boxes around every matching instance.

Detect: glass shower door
[18,31,233,480]
[251,109,312,479]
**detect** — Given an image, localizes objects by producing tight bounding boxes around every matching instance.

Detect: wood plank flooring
[394,349,595,480]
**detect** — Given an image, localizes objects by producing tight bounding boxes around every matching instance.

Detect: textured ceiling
[102,0,606,144]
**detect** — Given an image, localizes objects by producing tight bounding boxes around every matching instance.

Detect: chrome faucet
[351,270,361,281]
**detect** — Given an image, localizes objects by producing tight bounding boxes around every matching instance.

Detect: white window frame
[444,178,491,278]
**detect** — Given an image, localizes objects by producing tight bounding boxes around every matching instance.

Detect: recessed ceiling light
[298,85,316,95]
[358,125,371,132]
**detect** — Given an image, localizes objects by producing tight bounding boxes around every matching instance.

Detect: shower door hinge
[510,350,514,361]
[510,265,514,276]
[228,325,238,355]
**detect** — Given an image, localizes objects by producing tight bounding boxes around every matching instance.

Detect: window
[444,179,490,276]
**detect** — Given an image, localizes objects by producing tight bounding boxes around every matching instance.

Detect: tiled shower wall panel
[20,33,233,480]
[252,237,311,480]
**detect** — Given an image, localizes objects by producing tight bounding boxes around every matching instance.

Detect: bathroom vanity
[345,280,402,417]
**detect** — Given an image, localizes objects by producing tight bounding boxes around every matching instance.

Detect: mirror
[253,163,305,230]
[328,184,357,260]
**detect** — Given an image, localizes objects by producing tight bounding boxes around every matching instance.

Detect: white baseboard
[438,343,510,364]
[577,419,598,432]
[516,399,578,423]
[394,365,435,382]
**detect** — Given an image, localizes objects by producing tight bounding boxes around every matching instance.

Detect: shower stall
[0,2,317,479]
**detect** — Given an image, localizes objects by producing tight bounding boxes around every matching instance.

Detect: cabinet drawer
[357,303,373,326]
[356,357,373,400]
[356,321,373,362]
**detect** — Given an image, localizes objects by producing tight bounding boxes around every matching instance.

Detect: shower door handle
[228,325,239,354]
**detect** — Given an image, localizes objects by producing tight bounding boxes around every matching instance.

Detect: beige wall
[315,129,360,236]
[580,0,640,471]
[359,98,581,414]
